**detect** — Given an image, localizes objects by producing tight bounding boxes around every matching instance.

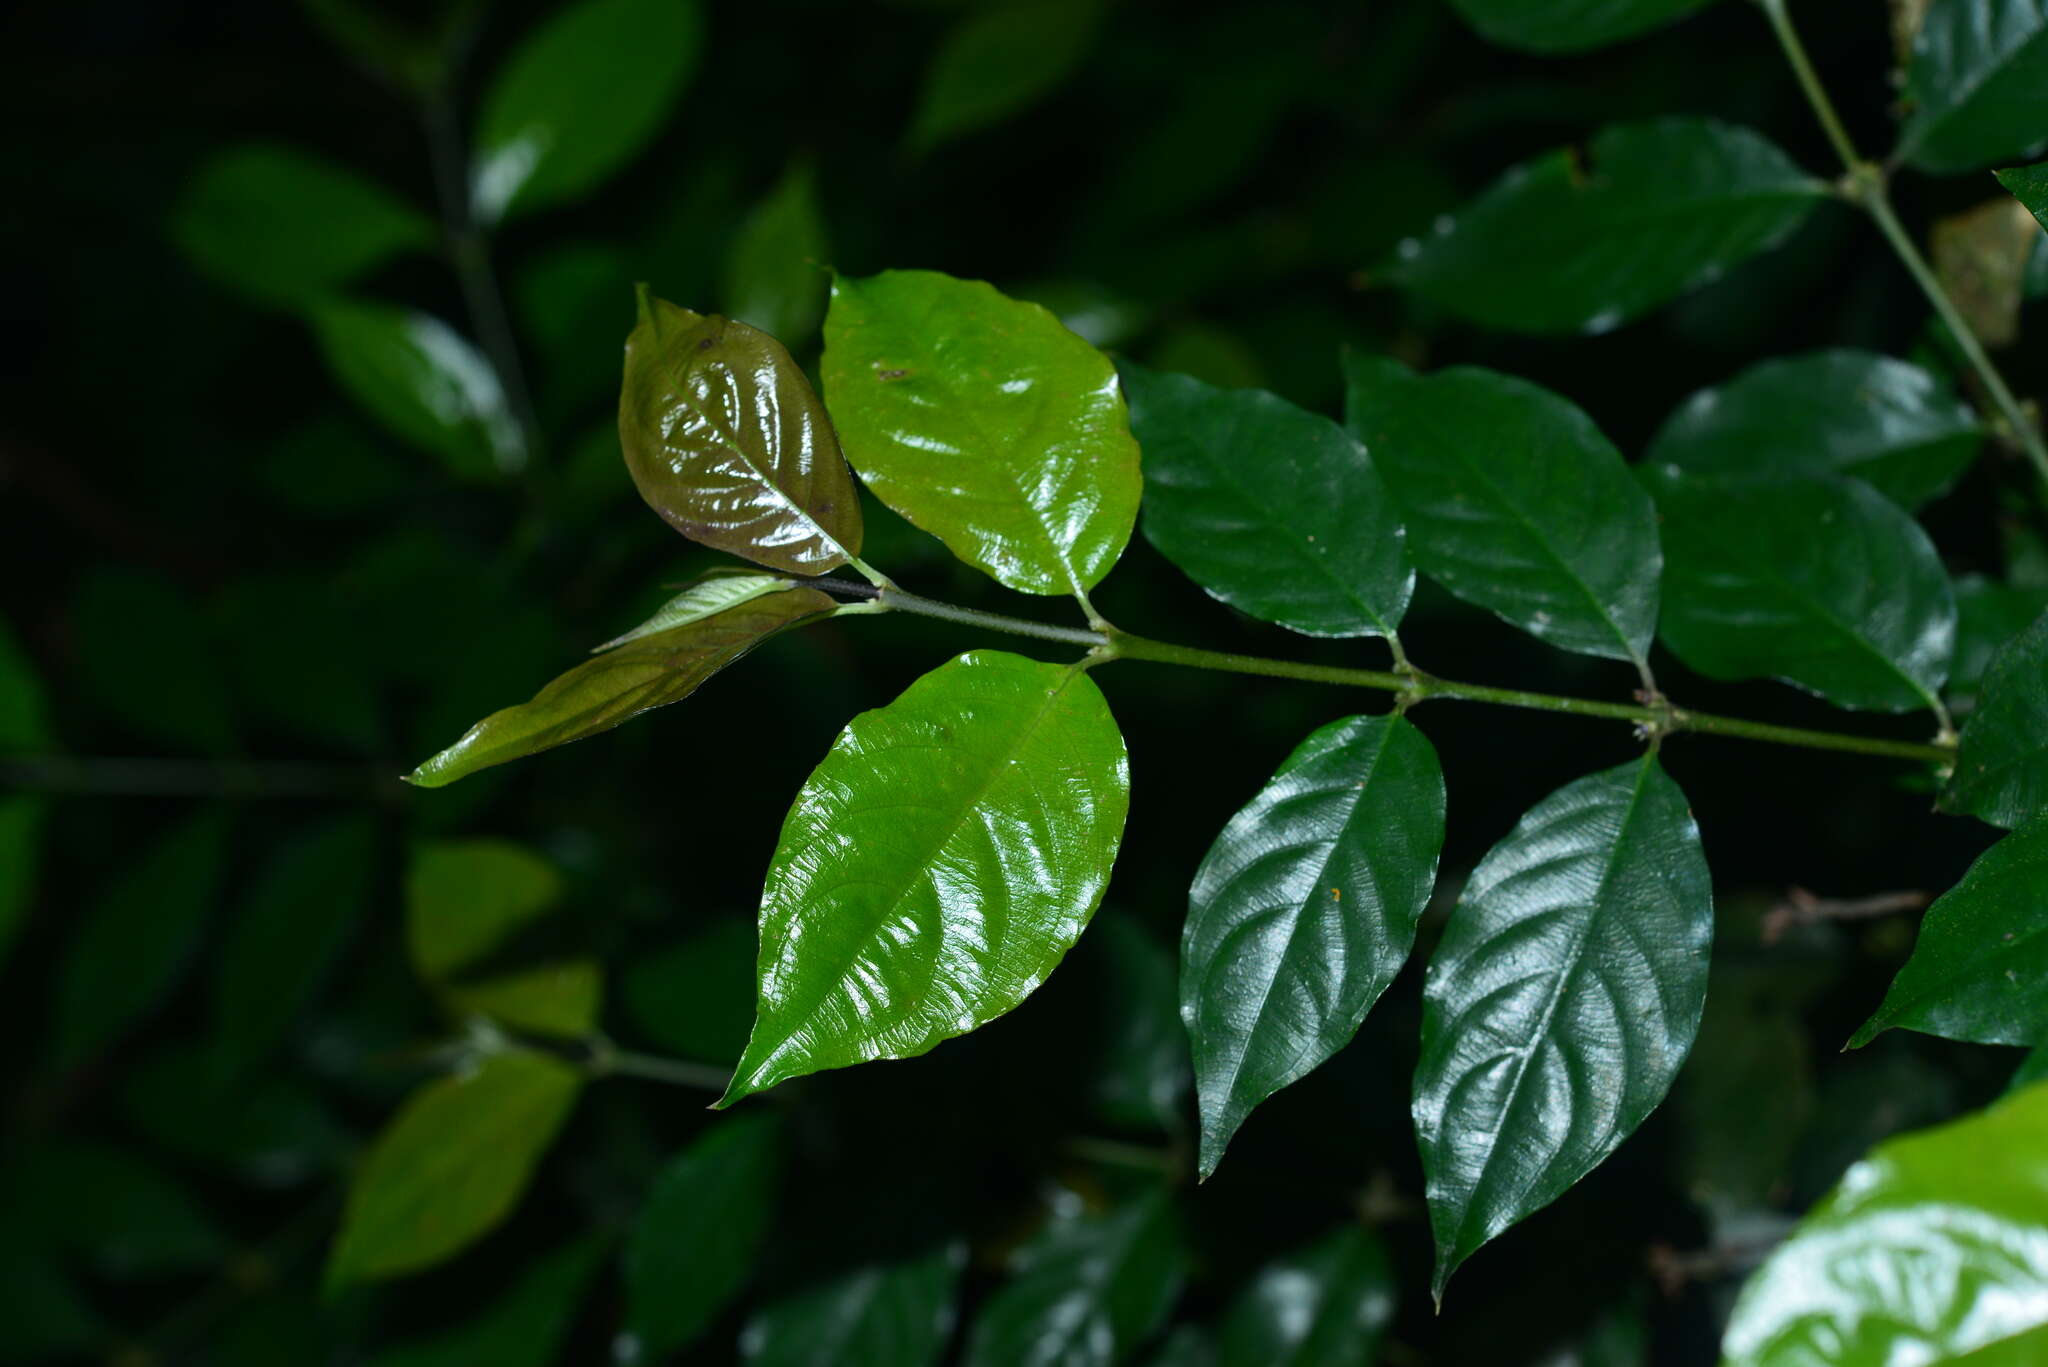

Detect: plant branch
[585,1037,730,1091]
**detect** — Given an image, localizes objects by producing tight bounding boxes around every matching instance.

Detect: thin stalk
[588,1043,729,1091]
[876,587,1111,648]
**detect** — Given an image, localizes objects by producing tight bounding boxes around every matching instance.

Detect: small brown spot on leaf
[878,368,910,380]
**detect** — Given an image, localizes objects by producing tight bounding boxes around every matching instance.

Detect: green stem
[1756,0,1861,172]
[877,587,1110,648]
[587,1041,729,1091]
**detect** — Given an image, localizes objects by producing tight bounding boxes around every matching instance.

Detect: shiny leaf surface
[722,161,831,344]
[407,586,838,788]
[907,0,1102,153]
[2003,162,2048,229]
[619,294,864,573]
[1644,468,1954,712]
[822,269,1142,596]
[1946,610,2048,827]
[308,300,525,478]
[594,569,796,652]
[1413,756,1711,1298]
[368,1235,610,1367]
[1342,356,1660,666]
[623,1113,781,1361]
[327,1049,581,1287]
[471,0,702,223]
[1852,815,2048,1047]
[1646,350,1982,510]
[1900,0,2048,173]
[406,841,599,1038]
[1183,715,1444,1179]
[1445,0,1713,52]
[1218,1226,1396,1367]
[1722,1081,2048,1366]
[1382,118,1824,333]
[722,651,1128,1103]
[1122,363,1412,640]
[740,1243,963,1367]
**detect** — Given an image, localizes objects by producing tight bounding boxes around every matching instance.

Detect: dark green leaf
[1413,756,1712,1298]
[1951,576,2048,711]
[173,143,433,305]
[1183,715,1444,1179]
[623,1113,781,1360]
[2009,1043,2048,1095]
[1445,0,1713,53]
[259,418,412,517]
[1722,1082,2048,1365]
[822,269,1142,597]
[308,300,525,478]
[70,567,234,752]
[1646,350,1982,510]
[1900,2,2048,173]
[214,574,383,749]
[1946,610,2048,826]
[1382,118,1824,333]
[721,651,1129,1104]
[1852,815,2048,1047]
[619,294,864,573]
[328,1048,582,1287]
[1146,1328,1220,1367]
[740,1243,963,1367]
[1342,356,1659,667]
[1121,363,1412,640]
[0,615,46,749]
[1090,915,1190,1134]
[471,0,703,223]
[1644,468,1955,712]
[368,1234,610,1367]
[407,586,838,788]
[0,1238,101,1363]
[9,1141,228,1279]
[623,917,758,1062]
[723,161,831,344]
[907,0,1102,153]
[1219,1226,1396,1367]
[53,807,230,1066]
[2003,162,2048,230]
[406,840,599,1037]
[1532,1301,1648,1367]
[123,1042,348,1187]
[964,1189,1186,1367]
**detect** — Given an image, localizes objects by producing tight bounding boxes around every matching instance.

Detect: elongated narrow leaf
[1121,363,1412,639]
[406,841,598,1037]
[906,0,1102,153]
[1852,815,2048,1048]
[1946,610,2048,826]
[619,294,863,572]
[741,1244,963,1367]
[1722,1082,2048,1366]
[1382,118,1824,333]
[1183,715,1444,1179]
[595,569,796,652]
[1643,467,1955,712]
[1900,0,2048,173]
[721,650,1128,1103]
[1445,0,1713,52]
[471,0,703,224]
[1219,1226,1396,1367]
[1342,356,1659,667]
[1413,756,1712,1298]
[328,1049,582,1287]
[368,1235,610,1367]
[623,1114,781,1360]
[964,1190,1185,1367]
[822,269,1142,597]
[1646,350,1982,510]
[723,161,831,344]
[2004,162,2048,229]
[408,586,837,787]
[309,301,525,478]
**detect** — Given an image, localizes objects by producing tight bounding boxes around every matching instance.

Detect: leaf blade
[1445,0,1714,53]
[1900,1,2048,173]
[740,1243,964,1367]
[1219,1226,1396,1367]
[1946,610,2048,827]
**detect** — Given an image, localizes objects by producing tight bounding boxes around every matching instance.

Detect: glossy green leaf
[328,1048,582,1287]
[1646,350,1982,510]
[1445,0,1713,52]
[596,570,798,652]
[907,0,1102,153]
[212,816,378,1078]
[53,807,230,1066]
[369,1234,610,1367]
[2003,162,2048,229]
[1342,356,1659,667]
[1946,610,2048,826]
[623,1113,781,1361]
[471,0,703,224]
[723,161,831,344]
[407,585,838,788]
[1644,468,1955,712]
[822,269,1142,597]
[1121,363,1412,640]
[8,1142,227,1279]
[624,917,757,1062]
[1413,756,1711,1298]
[173,143,433,305]
[1900,0,2048,173]
[406,840,598,1038]
[308,300,525,478]
[70,567,233,752]
[1722,1081,2048,1366]
[1219,1226,1395,1367]
[1183,715,1444,1179]
[740,1243,963,1367]
[1852,815,2048,1048]
[1091,915,1191,1133]
[964,1189,1186,1367]
[619,293,864,572]
[1382,118,1824,334]
[123,1042,347,1187]
[721,651,1128,1103]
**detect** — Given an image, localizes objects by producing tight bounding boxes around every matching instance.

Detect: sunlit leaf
[1445,0,1714,53]
[308,300,525,478]
[822,269,1142,597]
[1381,118,1824,333]
[740,1243,963,1367]
[369,1235,611,1367]
[1219,1226,1395,1367]
[1183,715,1444,1179]
[1121,363,1412,640]
[327,1049,582,1287]
[1413,756,1711,1298]
[1899,0,2048,173]
[723,161,831,344]
[906,0,1102,153]
[721,650,1128,1104]
[595,570,797,652]
[406,840,598,1038]
[1946,610,2048,826]
[619,293,864,573]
